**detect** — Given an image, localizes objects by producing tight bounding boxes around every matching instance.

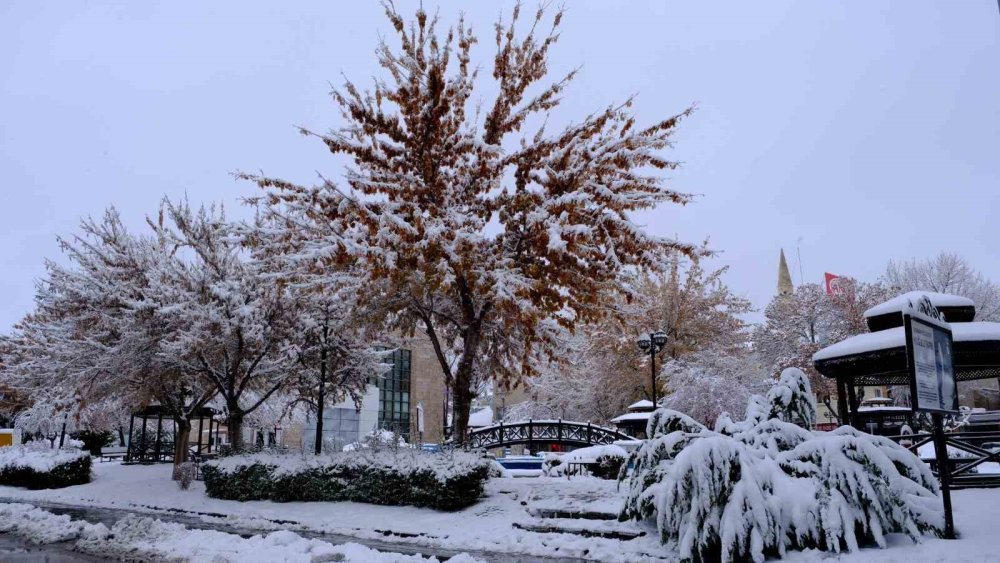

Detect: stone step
[512,522,645,541]
[530,508,618,521]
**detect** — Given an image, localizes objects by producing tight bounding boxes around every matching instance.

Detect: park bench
[100,446,128,462]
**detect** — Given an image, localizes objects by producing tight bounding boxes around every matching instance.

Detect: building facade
[300,332,448,451]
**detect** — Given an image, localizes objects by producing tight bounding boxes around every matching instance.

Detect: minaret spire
[778,249,794,297]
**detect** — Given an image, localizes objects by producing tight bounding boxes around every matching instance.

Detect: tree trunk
[314,335,327,455]
[117,426,126,447]
[172,418,192,469]
[227,407,244,452]
[451,366,475,447]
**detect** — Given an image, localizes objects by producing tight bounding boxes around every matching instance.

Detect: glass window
[377,348,412,440]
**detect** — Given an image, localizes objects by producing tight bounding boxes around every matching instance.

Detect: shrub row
[202,450,491,510]
[0,445,92,489]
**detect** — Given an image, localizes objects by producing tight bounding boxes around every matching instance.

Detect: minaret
[777,249,794,297]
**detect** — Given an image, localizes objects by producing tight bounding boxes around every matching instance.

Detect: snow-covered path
[1,462,999,562]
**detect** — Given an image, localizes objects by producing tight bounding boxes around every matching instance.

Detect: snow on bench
[100,446,128,462]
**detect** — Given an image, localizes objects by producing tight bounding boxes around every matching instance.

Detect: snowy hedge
[542,445,627,479]
[620,368,945,563]
[202,450,491,510]
[0,444,91,489]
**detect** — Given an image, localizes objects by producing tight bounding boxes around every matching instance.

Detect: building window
[378,348,411,441]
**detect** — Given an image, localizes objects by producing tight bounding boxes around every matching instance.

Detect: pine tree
[245,3,696,443]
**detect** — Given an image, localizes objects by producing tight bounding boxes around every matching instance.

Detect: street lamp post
[637,330,668,406]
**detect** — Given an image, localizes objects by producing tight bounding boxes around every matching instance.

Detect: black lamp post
[637,330,668,406]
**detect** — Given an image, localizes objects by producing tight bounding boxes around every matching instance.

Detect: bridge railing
[457,419,633,450]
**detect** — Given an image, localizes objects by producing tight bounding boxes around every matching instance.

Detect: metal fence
[886,430,1000,489]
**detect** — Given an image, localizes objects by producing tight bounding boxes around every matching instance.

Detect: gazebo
[610,399,657,438]
[813,291,1000,429]
[125,405,220,463]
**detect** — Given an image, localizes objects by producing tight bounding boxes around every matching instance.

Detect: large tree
[659,348,767,426]
[246,3,696,442]
[150,199,303,449]
[0,209,217,464]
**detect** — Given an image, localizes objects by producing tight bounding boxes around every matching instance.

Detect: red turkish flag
[825,273,844,295]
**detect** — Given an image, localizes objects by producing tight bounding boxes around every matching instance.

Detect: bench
[100,446,128,462]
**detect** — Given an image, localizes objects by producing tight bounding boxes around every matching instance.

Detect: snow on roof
[864,291,975,319]
[953,322,1000,342]
[627,400,654,410]
[467,406,494,428]
[610,412,653,424]
[857,406,912,412]
[813,327,904,361]
[813,322,1000,362]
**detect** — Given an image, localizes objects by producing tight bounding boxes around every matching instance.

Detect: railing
[886,430,1000,489]
[458,420,633,450]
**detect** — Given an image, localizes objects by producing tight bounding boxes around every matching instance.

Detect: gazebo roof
[813,321,1000,385]
[627,400,655,411]
[610,411,652,424]
[863,291,976,332]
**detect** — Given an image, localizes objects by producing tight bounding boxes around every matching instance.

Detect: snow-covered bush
[0,443,91,489]
[173,462,197,490]
[202,450,491,510]
[777,426,943,552]
[63,438,85,450]
[620,370,945,562]
[71,430,115,456]
[542,445,627,479]
[341,428,409,452]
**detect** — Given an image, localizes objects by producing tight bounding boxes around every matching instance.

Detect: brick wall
[403,333,447,444]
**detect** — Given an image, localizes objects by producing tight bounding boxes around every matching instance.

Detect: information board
[905,314,958,414]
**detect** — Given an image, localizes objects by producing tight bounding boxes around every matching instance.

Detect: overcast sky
[1,1,998,332]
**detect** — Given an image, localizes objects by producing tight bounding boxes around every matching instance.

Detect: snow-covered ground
[0,502,484,562]
[0,461,998,562]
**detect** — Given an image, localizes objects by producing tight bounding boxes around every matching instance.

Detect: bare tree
[884,252,1000,320]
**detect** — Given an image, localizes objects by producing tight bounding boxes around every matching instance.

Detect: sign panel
[905,314,958,414]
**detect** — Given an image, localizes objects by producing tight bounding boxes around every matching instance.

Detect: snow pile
[620,367,945,562]
[542,444,627,479]
[79,514,480,562]
[0,502,484,562]
[203,449,492,509]
[0,503,108,544]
